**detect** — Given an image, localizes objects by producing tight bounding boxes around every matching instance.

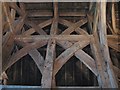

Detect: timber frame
[1,0,120,89]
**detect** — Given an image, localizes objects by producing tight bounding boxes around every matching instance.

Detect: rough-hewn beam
[59,18,88,35]
[41,2,58,88]
[111,2,117,34]
[75,49,97,76]
[90,3,109,87]
[15,35,92,43]
[2,40,47,72]
[113,66,120,78]
[2,3,16,67]
[54,37,90,76]
[25,20,47,35]
[29,49,44,74]
[61,18,87,35]
[8,2,23,16]
[108,40,120,52]
[0,2,2,75]
[27,11,86,17]
[41,39,56,88]
[98,1,118,87]
[22,19,53,35]
[15,35,118,43]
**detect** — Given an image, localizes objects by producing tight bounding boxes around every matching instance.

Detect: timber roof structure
[1,1,120,89]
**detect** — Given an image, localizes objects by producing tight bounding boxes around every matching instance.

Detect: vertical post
[41,1,58,89]
[91,3,109,87]
[98,0,118,88]
[0,1,2,76]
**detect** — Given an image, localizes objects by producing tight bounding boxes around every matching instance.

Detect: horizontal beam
[15,35,92,43]
[0,85,100,89]
[27,11,86,17]
[15,35,118,43]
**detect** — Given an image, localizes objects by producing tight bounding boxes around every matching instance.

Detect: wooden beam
[108,40,120,52]
[15,35,92,43]
[25,20,47,35]
[75,49,97,76]
[2,3,15,67]
[0,85,100,88]
[41,2,58,88]
[14,14,26,34]
[41,40,56,88]
[113,66,120,78]
[8,2,23,16]
[59,18,88,35]
[112,2,117,34]
[27,11,86,17]
[54,37,90,76]
[2,2,27,74]
[99,1,118,87]
[19,3,26,14]
[2,40,47,72]
[61,18,87,35]
[15,35,118,43]
[0,2,2,75]
[90,3,110,87]
[29,49,44,74]
[22,19,53,35]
